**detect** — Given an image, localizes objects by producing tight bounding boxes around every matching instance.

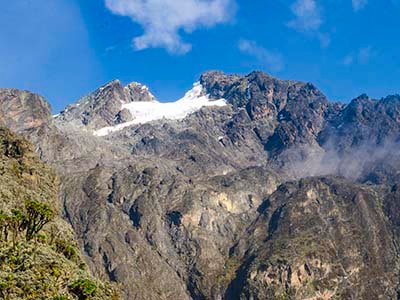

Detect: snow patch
[94,82,226,136]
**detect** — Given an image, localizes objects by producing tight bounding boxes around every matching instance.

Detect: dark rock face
[201,71,338,157]
[319,94,400,150]
[0,88,51,132]
[54,80,155,130]
[229,177,398,299]
[124,82,155,102]
[55,80,127,129]
[2,71,400,299]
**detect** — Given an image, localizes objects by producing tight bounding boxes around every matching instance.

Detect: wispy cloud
[288,0,322,32]
[238,39,284,72]
[343,54,354,66]
[352,0,368,11]
[358,46,373,64]
[343,46,374,65]
[104,0,235,54]
[287,0,329,47]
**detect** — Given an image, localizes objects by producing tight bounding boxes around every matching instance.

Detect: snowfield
[94,82,226,136]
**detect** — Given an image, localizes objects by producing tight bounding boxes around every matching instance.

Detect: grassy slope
[0,128,119,300]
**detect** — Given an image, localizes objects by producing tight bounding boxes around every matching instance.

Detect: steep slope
[0,89,51,132]
[227,177,399,299]
[1,71,400,299]
[55,80,155,131]
[0,127,119,299]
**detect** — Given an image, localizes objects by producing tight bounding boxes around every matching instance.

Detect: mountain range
[1,71,400,299]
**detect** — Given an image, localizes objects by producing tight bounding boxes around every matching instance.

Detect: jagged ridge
[1,71,400,299]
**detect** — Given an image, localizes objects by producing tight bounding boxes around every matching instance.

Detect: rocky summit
[1,70,400,299]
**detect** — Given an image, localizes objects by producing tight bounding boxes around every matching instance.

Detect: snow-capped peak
[177,81,205,102]
[124,81,156,103]
[94,82,226,136]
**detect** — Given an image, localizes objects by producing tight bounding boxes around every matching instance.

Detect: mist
[281,139,400,181]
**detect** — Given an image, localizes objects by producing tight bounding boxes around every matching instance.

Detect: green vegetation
[69,279,97,299]
[24,200,53,241]
[0,128,120,299]
[215,256,241,290]
[0,200,54,244]
[276,288,295,300]
[54,238,79,262]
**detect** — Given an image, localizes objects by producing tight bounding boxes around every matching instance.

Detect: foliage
[216,256,241,289]
[0,128,121,299]
[53,296,69,300]
[54,238,79,262]
[69,279,97,299]
[23,200,53,241]
[0,200,53,243]
[276,287,296,300]
[0,209,25,247]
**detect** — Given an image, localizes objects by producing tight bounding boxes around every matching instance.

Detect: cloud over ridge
[238,39,284,72]
[105,0,235,54]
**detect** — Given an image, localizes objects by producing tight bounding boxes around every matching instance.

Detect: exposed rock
[124,82,155,102]
[115,108,133,124]
[1,71,400,299]
[228,177,399,299]
[54,79,157,131]
[0,89,51,132]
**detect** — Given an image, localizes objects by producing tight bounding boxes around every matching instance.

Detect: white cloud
[287,0,329,47]
[343,54,354,66]
[104,0,235,54]
[358,46,373,64]
[238,39,284,72]
[288,0,322,32]
[352,0,368,11]
[343,46,374,65]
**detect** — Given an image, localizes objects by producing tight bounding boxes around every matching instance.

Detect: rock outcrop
[1,71,400,299]
[55,80,156,131]
[0,89,51,132]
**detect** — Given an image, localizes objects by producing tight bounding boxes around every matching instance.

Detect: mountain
[1,71,400,299]
[0,127,119,299]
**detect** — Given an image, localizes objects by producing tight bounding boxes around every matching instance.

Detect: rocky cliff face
[1,71,400,299]
[0,89,51,132]
[55,80,156,131]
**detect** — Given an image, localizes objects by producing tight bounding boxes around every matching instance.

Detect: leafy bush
[0,129,121,299]
[23,200,53,241]
[69,279,97,300]
[53,295,68,300]
[0,209,25,246]
[0,200,54,244]
[54,239,79,261]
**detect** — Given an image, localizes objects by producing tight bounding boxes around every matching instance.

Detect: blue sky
[1,0,400,112]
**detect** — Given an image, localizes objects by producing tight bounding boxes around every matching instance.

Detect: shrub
[0,201,53,244]
[53,296,68,300]
[9,209,25,246]
[69,279,97,300]
[0,211,9,241]
[55,239,78,261]
[23,200,53,241]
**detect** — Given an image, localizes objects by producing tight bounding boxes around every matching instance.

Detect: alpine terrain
[1,71,400,300]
